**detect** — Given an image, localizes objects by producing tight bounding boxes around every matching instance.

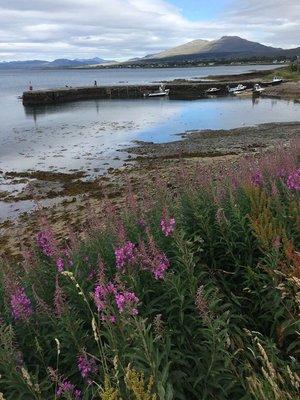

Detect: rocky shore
[127,122,300,161]
[262,81,300,101]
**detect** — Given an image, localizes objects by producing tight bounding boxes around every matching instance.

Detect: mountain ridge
[0,57,116,69]
[1,36,299,69]
[138,36,300,63]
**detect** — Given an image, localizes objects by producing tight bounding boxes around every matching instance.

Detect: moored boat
[227,84,247,94]
[144,85,170,97]
[205,87,221,94]
[234,89,253,96]
[271,76,283,85]
[252,83,265,94]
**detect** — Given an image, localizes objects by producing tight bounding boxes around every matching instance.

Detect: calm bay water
[0,64,299,221]
[0,64,284,131]
[1,64,298,173]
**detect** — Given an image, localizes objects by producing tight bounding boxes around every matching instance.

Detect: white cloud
[0,0,299,61]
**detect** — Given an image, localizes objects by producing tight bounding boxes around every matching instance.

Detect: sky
[0,0,299,61]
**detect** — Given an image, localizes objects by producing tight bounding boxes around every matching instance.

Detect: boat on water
[144,85,170,97]
[205,87,221,94]
[234,89,253,97]
[227,84,247,94]
[271,76,283,85]
[253,83,265,94]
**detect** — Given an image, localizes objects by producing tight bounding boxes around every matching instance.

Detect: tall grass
[0,144,299,399]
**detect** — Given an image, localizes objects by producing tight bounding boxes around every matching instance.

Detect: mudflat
[1,121,299,260]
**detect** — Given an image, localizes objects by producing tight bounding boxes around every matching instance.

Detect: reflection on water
[24,98,111,119]
[0,96,299,178]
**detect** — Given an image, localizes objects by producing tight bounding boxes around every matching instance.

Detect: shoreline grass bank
[0,143,299,399]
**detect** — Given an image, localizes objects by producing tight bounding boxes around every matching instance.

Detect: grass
[0,144,299,399]
[265,65,300,81]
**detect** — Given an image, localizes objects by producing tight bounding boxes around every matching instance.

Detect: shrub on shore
[0,144,299,399]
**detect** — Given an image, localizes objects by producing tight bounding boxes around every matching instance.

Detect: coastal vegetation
[265,65,300,82]
[0,143,299,399]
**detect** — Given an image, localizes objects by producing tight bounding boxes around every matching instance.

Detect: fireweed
[138,237,170,280]
[115,291,139,316]
[160,208,176,237]
[93,282,117,314]
[56,379,81,399]
[0,145,299,400]
[36,230,55,257]
[115,241,136,269]
[55,257,65,272]
[10,286,33,322]
[286,168,300,190]
[77,354,98,382]
[93,282,139,320]
[251,171,263,187]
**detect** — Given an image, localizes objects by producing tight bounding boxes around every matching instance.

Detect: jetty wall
[22,81,259,106]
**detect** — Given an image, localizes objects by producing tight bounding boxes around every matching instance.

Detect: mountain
[0,57,115,69]
[150,39,210,59]
[138,36,300,63]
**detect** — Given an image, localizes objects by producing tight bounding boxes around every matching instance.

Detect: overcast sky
[0,0,299,61]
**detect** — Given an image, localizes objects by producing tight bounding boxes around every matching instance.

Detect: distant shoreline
[0,62,287,72]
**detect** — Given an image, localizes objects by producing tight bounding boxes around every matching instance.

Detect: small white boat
[272,76,283,85]
[227,84,247,94]
[253,84,265,94]
[234,89,252,96]
[206,87,221,94]
[144,85,170,97]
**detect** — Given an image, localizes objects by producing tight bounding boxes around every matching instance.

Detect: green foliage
[0,148,299,399]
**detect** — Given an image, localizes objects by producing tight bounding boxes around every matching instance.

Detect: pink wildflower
[286,168,300,190]
[36,230,55,257]
[56,379,81,399]
[56,258,64,272]
[160,209,176,237]
[10,286,33,322]
[251,171,263,187]
[88,269,96,280]
[153,254,170,280]
[139,237,170,280]
[77,354,98,380]
[115,291,139,316]
[93,283,118,322]
[63,248,74,266]
[115,241,136,269]
[101,315,117,323]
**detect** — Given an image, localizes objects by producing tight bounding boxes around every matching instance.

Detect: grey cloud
[0,0,299,61]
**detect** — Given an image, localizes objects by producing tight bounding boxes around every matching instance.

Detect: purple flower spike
[37,230,55,257]
[56,379,81,399]
[115,241,136,269]
[287,168,300,190]
[115,291,139,316]
[251,171,263,187]
[10,286,33,322]
[160,209,176,237]
[56,258,65,272]
[77,354,98,380]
